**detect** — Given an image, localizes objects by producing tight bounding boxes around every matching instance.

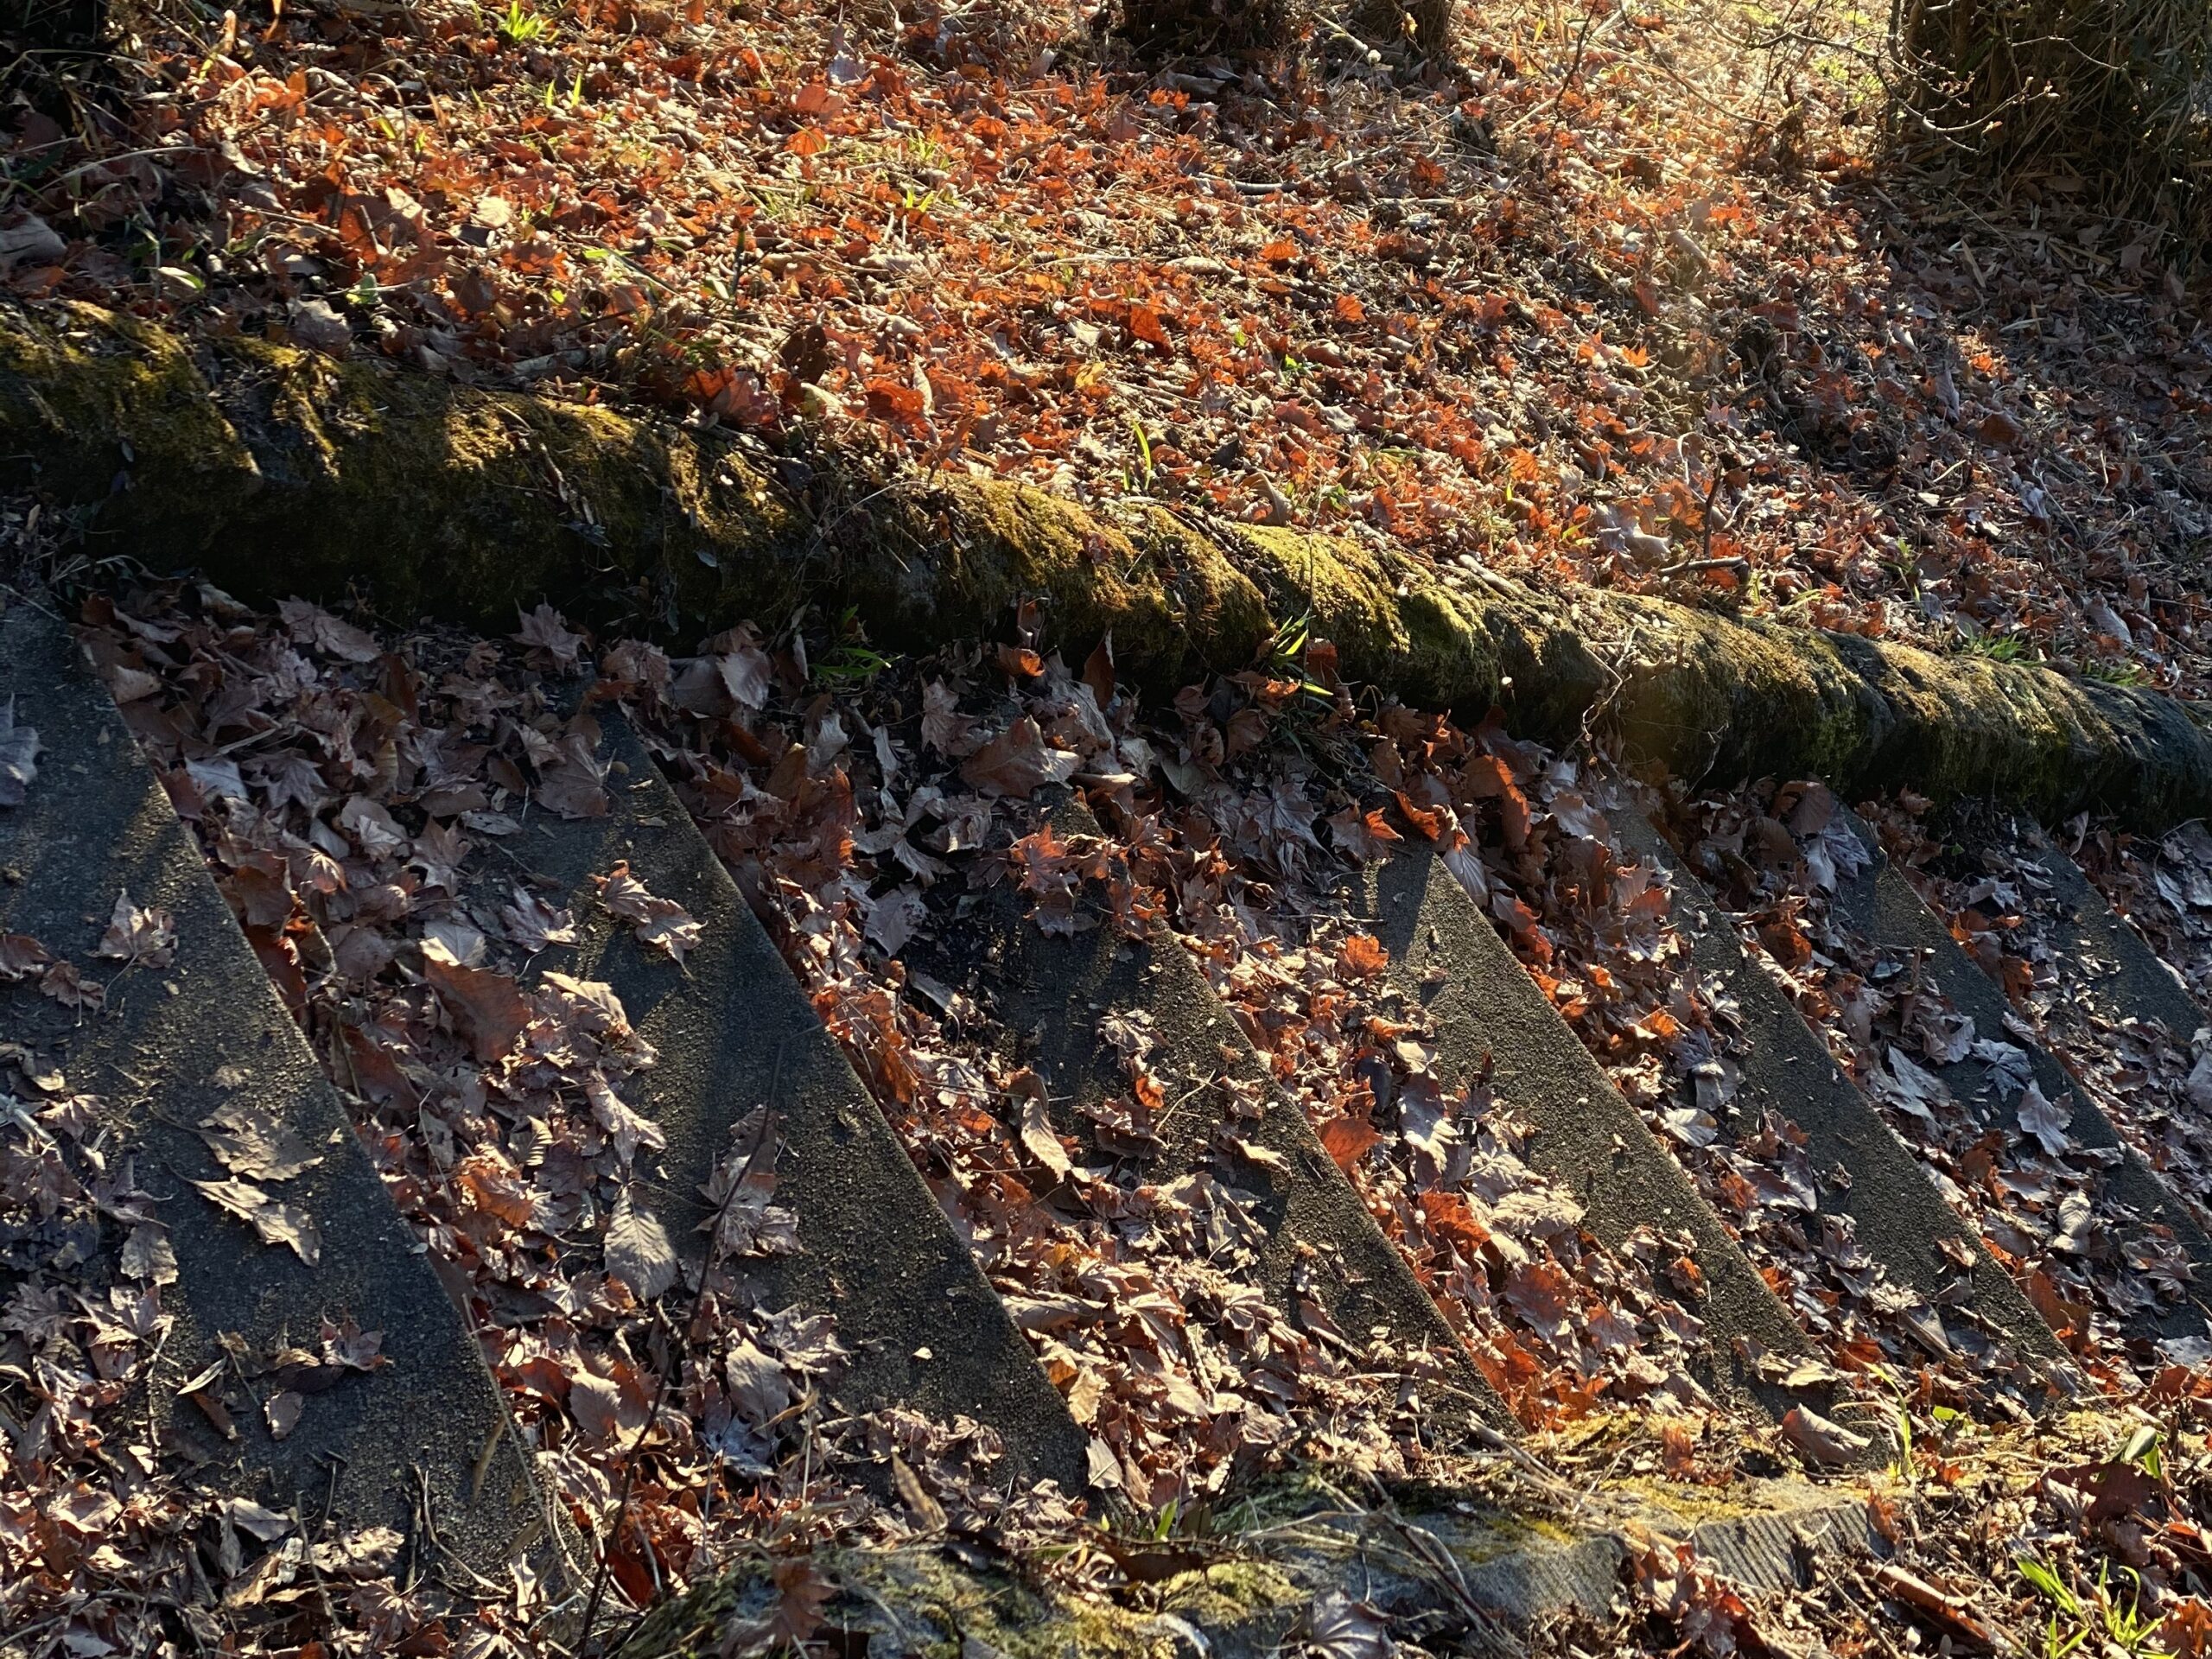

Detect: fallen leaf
[226,1497,293,1542]
[536,732,611,819]
[1013,1071,1070,1180]
[1319,1113,1381,1172]
[605,1188,678,1300]
[1782,1403,1872,1466]
[594,861,702,963]
[864,885,928,955]
[337,796,408,861]
[265,1389,304,1440]
[180,1361,237,1440]
[2016,1080,2072,1156]
[891,1453,947,1529]
[503,887,578,950]
[424,956,531,1063]
[200,1101,322,1183]
[0,932,54,980]
[1305,1590,1391,1659]
[192,1178,323,1265]
[921,681,979,756]
[959,717,1079,797]
[717,638,773,708]
[514,602,584,666]
[1868,1563,1997,1651]
[120,1223,179,1285]
[106,664,162,703]
[276,598,380,663]
[97,889,175,966]
[1338,933,1389,977]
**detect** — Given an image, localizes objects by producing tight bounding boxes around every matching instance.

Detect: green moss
[615,1545,1195,1659]
[5,302,2211,830]
[1154,1558,1304,1628]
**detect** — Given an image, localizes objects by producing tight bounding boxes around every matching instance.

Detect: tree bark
[6,300,2210,828]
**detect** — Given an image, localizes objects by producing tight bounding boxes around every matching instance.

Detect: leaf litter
[11,592,2212,1655]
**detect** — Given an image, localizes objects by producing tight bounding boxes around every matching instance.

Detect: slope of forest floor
[6,0,2211,693]
[9,0,2212,1653]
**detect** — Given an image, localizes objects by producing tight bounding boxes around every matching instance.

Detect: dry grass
[1893,0,2212,246]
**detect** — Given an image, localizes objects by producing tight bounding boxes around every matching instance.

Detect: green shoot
[495,0,550,47]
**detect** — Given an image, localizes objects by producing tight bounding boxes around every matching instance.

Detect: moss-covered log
[613,1541,1302,1659]
[6,299,2211,828]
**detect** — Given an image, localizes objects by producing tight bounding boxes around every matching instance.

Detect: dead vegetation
[1892,0,2212,251]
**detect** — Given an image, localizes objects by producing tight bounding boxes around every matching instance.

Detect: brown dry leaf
[46,1485,123,1538]
[593,860,702,963]
[1867,1564,1999,1651]
[891,1453,947,1529]
[503,887,578,950]
[192,1177,323,1265]
[1012,1070,1070,1180]
[604,1187,678,1300]
[1318,1113,1381,1173]
[920,680,979,756]
[1304,1591,1392,1659]
[2017,1080,2072,1156]
[1338,933,1389,977]
[265,1389,304,1441]
[120,1222,179,1285]
[724,1338,795,1424]
[423,956,531,1064]
[1781,1404,1872,1466]
[39,961,102,1012]
[514,602,584,667]
[717,638,773,709]
[337,796,409,861]
[864,885,928,955]
[0,932,54,980]
[276,598,381,664]
[200,1101,321,1182]
[97,889,175,966]
[106,663,161,703]
[582,1069,669,1165]
[959,716,1078,798]
[0,696,38,808]
[537,731,611,819]
[180,1360,237,1440]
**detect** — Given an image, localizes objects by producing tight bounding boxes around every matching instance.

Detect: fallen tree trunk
[5,300,2210,828]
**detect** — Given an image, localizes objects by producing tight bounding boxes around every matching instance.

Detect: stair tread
[0,606,543,1573]
[503,705,1088,1490]
[1828,806,2212,1344]
[1611,810,2068,1370]
[1344,840,1827,1421]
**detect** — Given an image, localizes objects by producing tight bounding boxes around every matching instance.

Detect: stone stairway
[0,606,543,1580]
[1611,810,2075,1384]
[1821,804,2212,1348]
[912,798,1526,1461]
[471,705,1088,1492]
[1341,844,1829,1424]
[13,598,2212,1647]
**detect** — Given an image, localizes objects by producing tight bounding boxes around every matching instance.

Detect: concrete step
[1826,806,2212,1347]
[1610,809,2073,1383]
[495,705,1090,1491]
[1951,820,2212,1236]
[912,798,1517,1446]
[1342,842,1828,1423]
[0,605,548,1577]
[1984,820,2203,1046]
